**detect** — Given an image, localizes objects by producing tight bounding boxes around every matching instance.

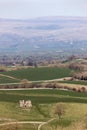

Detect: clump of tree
[55,103,66,119]
[78,87,87,93]
[69,63,83,71]
[45,83,57,89]
[67,55,77,61]
[73,72,87,81]
[19,79,31,88]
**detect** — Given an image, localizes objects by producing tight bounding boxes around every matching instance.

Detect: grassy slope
[0,89,87,129]
[0,67,71,81]
[0,124,38,130]
[0,89,87,120]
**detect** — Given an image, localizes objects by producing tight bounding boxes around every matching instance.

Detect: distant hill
[0,16,87,55]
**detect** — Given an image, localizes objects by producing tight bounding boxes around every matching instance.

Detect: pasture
[0,75,19,84]
[0,89,87,130]
[0,67,71,81]
[59,80,87,86]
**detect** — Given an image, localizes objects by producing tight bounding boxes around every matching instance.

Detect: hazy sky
[0,0,87,19]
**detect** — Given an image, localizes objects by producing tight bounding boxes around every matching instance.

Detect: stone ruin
[19,100,32,108]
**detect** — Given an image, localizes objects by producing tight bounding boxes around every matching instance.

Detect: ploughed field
[0,89,87,130]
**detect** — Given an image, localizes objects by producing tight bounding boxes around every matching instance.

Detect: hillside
[0,89,87,130]
[0,16,87,55]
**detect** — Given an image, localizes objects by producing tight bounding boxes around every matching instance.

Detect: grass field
[0,75,19,84]
[0,123,38,130]
[0,89,87,130]
[0,67,71,81]
[0,66,87,130]
[0,62,87,129]
[59,80,87,86]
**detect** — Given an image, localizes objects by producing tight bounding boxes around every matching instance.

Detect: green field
[0,89,87,130]
[0,66,87,129]
[0,123,38,130]
[0,89,87,120]
[0,67,71,81]
[0,75,19,84]
[59,80,87,86]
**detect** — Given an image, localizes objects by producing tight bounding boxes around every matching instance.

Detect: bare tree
[20,79,32,88]
[55,103,65,119]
